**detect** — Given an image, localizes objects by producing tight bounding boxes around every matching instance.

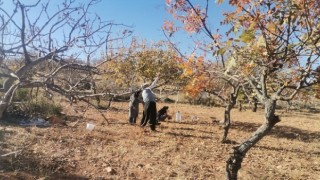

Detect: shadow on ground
[231,121,320,143]
[165,131,213,140]
[0,149,89,179]
[253,144,320,155]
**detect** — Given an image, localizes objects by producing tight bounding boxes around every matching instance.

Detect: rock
[136,164,144,169]
[106,167,116,175]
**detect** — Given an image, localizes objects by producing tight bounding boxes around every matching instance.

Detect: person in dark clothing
[128,90,141,124]
[140,75,159,131]
[157,106,171,122]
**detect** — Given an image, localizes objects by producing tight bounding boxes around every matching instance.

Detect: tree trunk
[225,99,280,180]
[252,97,258,112]
[0,105,8,119]
[252,102,258,112]
[91,81,100,107]
[0,83,19,119]
[238,101,242,112]
[221,95,237,143]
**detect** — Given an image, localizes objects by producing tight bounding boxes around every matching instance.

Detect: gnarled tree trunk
[225,99,280,180]
[221,94,237,143]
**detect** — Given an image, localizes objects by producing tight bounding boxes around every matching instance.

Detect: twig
[71,119,80,127]
[80,98,110,124]
[0,150,22,157]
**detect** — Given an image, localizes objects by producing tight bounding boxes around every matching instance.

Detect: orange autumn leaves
[165,0,320,100]
[164,0,205,33]
[179,55,209,98]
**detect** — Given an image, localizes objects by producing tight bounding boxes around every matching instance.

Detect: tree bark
[238,101,242,112]
[221,94,237,143]
[0,83,19,119]
[225,99,280,180]
[252,97,258,112]
[252,102,258,112]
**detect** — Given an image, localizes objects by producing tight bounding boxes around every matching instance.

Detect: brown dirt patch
[1,102,319,179]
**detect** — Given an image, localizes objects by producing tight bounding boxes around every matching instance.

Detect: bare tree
[0,0,132,119]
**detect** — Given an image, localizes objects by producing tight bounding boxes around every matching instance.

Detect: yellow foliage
[315,84,320,99]
[239,30,255,43]
[215,0,225,5]
[184,68,193,76]
[188,54,195,64]
[256,36,266,47]
[266,22,277,33]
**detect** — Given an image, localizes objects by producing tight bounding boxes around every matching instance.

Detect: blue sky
[1,0,232,58]
[94,0,232,55]
[95,0,169,41]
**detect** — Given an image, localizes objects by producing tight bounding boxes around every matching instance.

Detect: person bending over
[140,74,159,131]
[157,106,171,123]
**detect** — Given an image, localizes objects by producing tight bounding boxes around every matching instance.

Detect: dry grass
[0,101,319,179]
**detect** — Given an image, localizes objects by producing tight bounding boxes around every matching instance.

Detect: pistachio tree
[0,0,132,119]
[164,0,243,143]
[165,0,320,179]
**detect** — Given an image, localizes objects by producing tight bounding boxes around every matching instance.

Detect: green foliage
[8,97,62,118]
[237,89,246,102]
[27,99,62,117]
[213,47,226,56]
[239,30,255,44]
[14,88,30,102]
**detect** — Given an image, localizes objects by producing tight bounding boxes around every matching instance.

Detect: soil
[0,101,319,179]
